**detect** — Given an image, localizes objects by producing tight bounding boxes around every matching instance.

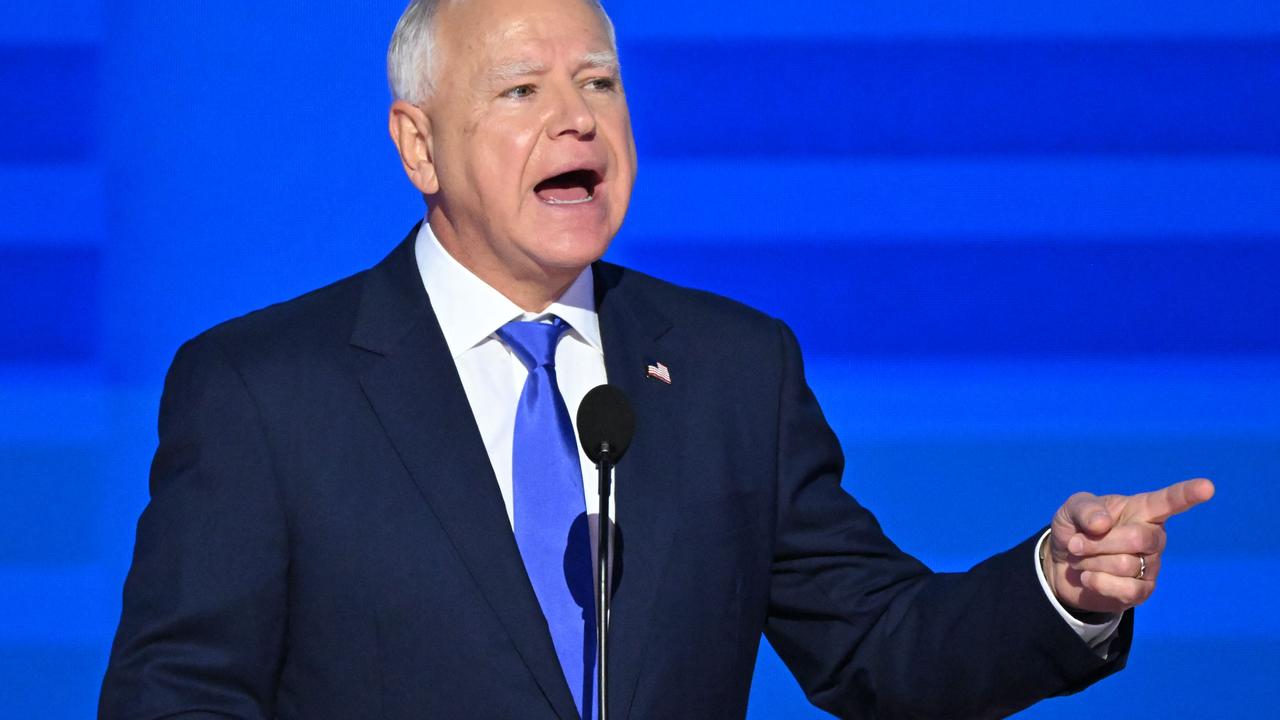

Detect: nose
[547,82,597,139]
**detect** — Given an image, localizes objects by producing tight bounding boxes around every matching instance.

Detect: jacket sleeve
[762,319,1131,719]
[99,335,289,719]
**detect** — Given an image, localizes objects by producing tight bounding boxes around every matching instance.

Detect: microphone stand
[595,441,615,720]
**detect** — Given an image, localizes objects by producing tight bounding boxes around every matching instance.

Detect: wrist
[1039,534,1118,623]
[1038,535,1058,595]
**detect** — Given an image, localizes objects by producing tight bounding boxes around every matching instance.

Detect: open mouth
[534,168,602,206]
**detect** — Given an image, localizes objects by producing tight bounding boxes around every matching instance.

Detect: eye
[501,84,536,100]
[584,77,617,92]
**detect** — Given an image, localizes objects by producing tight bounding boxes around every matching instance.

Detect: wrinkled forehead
[436,0,617,75]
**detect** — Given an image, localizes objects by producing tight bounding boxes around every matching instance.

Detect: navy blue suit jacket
[101,228,1130,719]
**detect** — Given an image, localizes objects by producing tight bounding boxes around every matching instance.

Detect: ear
[389,100,439,195]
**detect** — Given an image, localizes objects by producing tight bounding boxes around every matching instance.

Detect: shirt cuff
[1034,529,1122,655]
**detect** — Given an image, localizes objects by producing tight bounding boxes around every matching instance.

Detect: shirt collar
[413,220,602,359]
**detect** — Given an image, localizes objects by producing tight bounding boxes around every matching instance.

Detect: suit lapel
[593,264,686,720]
[352,232,581,720]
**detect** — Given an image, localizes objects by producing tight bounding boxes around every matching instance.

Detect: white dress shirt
[412,220,1119,652]
[414,222,612,532]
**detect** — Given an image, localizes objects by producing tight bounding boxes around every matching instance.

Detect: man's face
[423,0,636,294]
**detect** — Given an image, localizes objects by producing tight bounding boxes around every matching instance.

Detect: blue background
[2,0,1278,717]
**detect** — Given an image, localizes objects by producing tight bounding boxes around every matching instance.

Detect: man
[100,0,1215,718]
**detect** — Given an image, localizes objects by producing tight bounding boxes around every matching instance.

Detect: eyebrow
[488,59,549,85]
[579,50,619,72]
[487,51,620,85]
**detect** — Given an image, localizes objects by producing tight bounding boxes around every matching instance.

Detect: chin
[533,230,614,272]
[518,209,618,268]
[523,182,625,266]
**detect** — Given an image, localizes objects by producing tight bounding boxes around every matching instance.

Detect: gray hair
[387,0,616,104]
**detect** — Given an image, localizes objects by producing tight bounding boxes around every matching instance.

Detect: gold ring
[1135,554,1147,580]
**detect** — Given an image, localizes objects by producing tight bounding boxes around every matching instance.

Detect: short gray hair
[386,0,617,104]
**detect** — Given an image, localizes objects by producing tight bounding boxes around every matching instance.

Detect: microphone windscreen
[576,384,636,464]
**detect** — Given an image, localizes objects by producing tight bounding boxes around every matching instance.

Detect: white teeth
[543,193,594,205]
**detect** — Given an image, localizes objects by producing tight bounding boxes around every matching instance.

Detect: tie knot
[496,317,570,371]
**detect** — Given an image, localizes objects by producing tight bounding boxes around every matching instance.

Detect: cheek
[609,142,636,216]
[609,175,633,220]
[476,130,541,195]
[604,116,638,192]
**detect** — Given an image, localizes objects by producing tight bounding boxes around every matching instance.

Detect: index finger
[1128,477,1216,523]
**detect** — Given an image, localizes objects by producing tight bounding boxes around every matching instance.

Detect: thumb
[1058,492,1114,549]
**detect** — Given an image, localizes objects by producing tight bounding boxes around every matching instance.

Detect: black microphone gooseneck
[576,384,635,720]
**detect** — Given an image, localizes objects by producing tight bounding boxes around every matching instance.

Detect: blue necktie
[496,318,596,719]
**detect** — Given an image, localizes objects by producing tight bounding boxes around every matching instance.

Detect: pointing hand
[1042,478,1215,614]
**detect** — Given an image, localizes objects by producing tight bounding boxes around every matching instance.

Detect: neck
[427,211,580,313]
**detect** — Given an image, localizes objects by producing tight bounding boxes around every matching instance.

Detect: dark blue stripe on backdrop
[620,39,1280,157]
[0,246,99,363]
[611,239,1280,357]
[0,46,98,163]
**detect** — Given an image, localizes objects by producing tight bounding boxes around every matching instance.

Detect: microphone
[575,384,634,720]
[577,384,635,465]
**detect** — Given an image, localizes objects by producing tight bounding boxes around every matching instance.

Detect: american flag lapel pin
[645,360,672,385]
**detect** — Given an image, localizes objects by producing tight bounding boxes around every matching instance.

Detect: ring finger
[1071,552,1160,580]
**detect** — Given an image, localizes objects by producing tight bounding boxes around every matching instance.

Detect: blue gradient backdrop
[2,1,1277,717]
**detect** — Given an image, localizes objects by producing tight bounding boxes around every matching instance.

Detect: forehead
[437,0,614,71]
